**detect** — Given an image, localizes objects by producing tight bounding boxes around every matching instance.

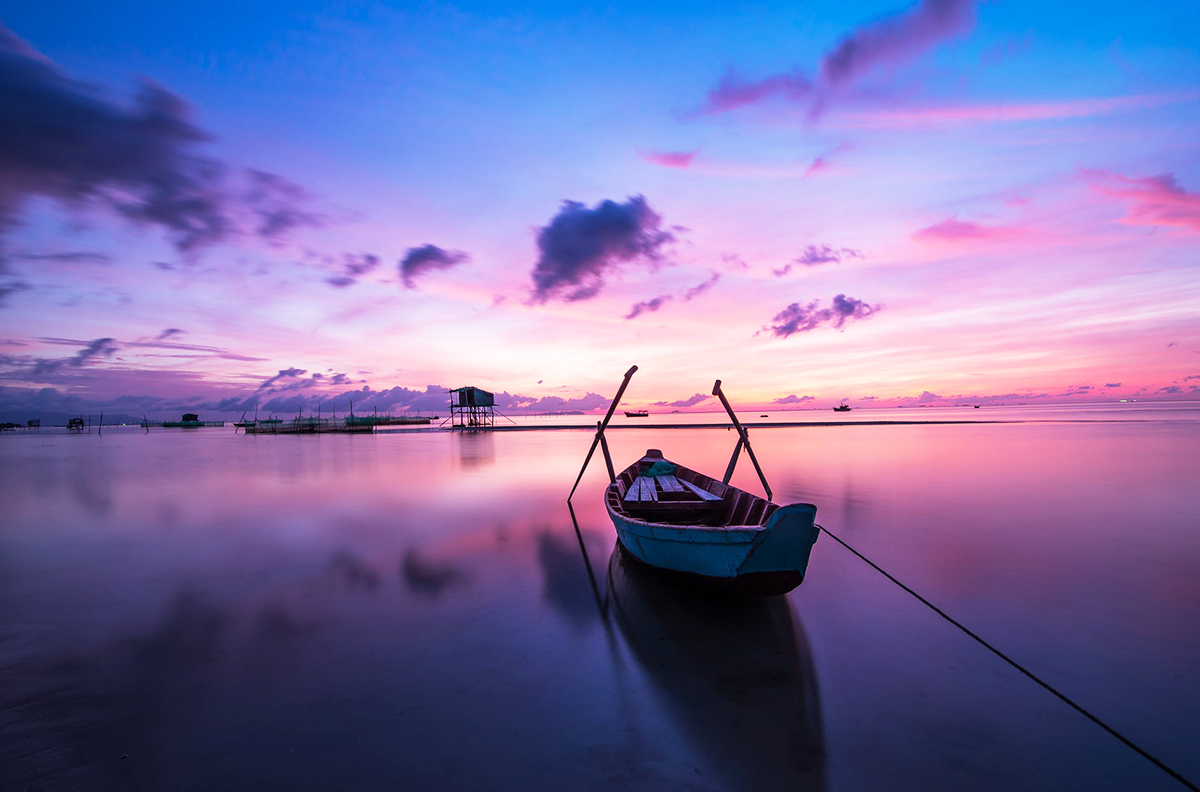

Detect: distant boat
[572,368,819,596]
[624,409,649,417]
[833,402,851,412]
[67,417,85,432]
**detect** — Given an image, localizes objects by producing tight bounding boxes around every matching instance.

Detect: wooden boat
[624,409,649,417]
[570,366,819,596]
[606,449,818,594]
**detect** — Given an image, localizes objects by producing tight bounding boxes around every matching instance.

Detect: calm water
[2,407,1198,791]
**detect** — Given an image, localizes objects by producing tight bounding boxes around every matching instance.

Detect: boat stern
[737,503,819,580]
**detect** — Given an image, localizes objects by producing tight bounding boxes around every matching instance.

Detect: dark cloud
[0,279,30,306]
[766,294,881,337]
[325,252,382,288]
[156,328,184,341]
[699,0,975,118]
[399,245,469,289]
[243,169,324,240]
[1157,385,1182,394]
[625,295,671,320]
[1184,375,1200,381]
[28,337,119,378]
[702,69,813,115]
[1104,382,1122,387]
[774,245,864,276]
[256,367,307,391]
[683,271,720,301]
[652,393,711,408]
[774,394,815,404]
[530,195,674,302]
[0,24,323,260]
[13,251,110,264]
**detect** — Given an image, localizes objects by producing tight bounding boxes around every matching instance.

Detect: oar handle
[569,365,637,501]
[712,380,773,501]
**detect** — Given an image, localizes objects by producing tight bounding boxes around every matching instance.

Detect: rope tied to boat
[815,523,1199,792]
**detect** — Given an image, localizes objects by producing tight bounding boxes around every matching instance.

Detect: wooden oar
[568,365,638,502]
[712,379,773,501]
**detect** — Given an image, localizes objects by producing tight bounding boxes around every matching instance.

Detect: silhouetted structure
[449,386,494,428]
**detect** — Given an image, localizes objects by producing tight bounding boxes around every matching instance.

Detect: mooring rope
[815,523,1198,791]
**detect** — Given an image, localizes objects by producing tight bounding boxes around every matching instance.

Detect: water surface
[3,406,1198,790]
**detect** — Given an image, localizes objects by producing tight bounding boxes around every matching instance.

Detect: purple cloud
[13,251,111,265]
[774,244,863,276]
[774,394,816,404]
[0,279,29,306]
[257,367,307,391]
[625,295,671,320]
[530,195,674,303]
[1104,382,1122,387]
[682,271,720,301]
[156,328,184,341]
[28,337,119,378]
[699,0,975,118]
[0,24,323,261]
[400,245,469,289]
[243,169,325,240]
[652,393,712,408]
[766,294,881,337]
[701,69,813,114]
[326,253,381,288]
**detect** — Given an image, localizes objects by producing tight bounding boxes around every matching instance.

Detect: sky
[1,0,1198,419]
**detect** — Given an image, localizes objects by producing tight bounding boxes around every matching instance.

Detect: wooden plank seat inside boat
[618,472,727,523]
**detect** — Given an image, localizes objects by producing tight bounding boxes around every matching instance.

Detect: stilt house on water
[449,386,494,428]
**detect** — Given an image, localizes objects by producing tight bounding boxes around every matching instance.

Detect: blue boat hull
[605,458,819,595]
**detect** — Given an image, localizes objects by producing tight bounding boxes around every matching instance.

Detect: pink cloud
[913,218,1022,243]
[831,91,1198,130]
[639,150,697,169]
[1086,170,1200,234]
[803,142,850,178]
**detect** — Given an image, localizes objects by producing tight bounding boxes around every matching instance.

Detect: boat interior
[607,450,779,527]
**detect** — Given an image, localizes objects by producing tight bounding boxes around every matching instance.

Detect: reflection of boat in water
[624,409,649,417]
[607,543,824,791]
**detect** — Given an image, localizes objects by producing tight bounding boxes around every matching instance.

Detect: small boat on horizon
[624,409,649,417]
[833,401,851,412]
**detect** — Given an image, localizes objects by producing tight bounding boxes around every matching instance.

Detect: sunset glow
[1,1,1197,420]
